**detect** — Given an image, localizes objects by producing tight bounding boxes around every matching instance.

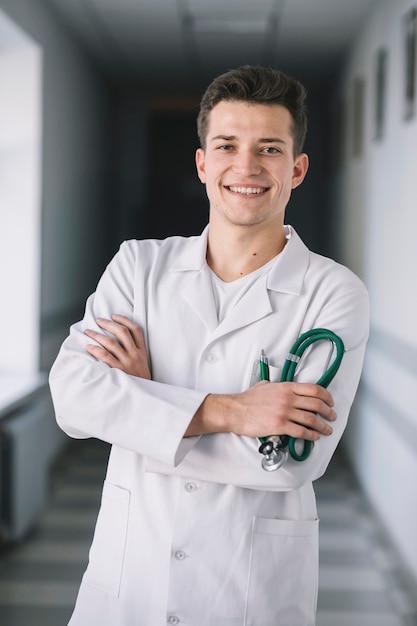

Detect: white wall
[0,0,114,371]
[333,0,417,583]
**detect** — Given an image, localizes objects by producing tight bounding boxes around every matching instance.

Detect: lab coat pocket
[245,517,319,626]
[249,361,282,386]
[267,364,283,383]
[83,481,131,597]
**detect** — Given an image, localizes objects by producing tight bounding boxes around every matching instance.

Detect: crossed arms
[85,314,336,444]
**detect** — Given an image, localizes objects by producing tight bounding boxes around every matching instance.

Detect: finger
[85,328,126,360]
[273,411,331,441]
[266,387,335,437]
[293,409,334,436]
[294,396,337,423]
[291,382,335,407]
[95,318,137,352]
[86,343,120,368]
[284,423,322,441]
[110,315,146,350]
[263,382,336,424]
[286,384,336,421]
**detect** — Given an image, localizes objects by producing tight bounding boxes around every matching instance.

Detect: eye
[262,146,281,154]
[217,144,234,151]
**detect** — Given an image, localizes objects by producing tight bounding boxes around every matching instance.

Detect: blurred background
[0,0,417,624]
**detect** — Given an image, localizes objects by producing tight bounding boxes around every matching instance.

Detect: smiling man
[49,66,369,626]
[195,99,308,282]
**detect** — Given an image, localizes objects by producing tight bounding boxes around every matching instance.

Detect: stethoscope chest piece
[261,448,288,472]
[259,437,289,471]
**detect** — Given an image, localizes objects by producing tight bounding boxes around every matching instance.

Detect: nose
[232,149,262,176]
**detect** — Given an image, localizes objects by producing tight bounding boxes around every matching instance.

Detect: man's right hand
[186,381,336,440]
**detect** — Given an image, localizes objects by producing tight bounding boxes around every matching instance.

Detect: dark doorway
[142,110,209,239]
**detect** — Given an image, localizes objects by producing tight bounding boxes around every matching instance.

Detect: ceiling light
[192,18,268,35]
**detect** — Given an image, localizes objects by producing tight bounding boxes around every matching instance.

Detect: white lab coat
[49,225,369,626]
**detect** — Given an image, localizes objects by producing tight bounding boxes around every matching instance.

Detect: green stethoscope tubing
[259,328,345,462]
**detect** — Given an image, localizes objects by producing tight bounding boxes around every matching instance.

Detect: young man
[49,66,369,625]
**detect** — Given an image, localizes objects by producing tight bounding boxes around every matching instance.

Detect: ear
[195,148,206,184]
[291,153,309,189]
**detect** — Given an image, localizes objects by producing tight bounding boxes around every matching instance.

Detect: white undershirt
[209,255,279,324]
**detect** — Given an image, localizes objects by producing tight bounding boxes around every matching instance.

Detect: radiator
[0,392,62,541]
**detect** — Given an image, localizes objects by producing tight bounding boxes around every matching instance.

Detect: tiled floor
[0,438,416,626]
[314,457,417,626]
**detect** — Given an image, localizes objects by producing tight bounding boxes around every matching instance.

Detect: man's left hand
[85,315,151,379]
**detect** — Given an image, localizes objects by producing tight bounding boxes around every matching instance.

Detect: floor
[0,439,416,626]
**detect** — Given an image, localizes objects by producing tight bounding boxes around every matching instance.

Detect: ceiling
[45,0,377,93]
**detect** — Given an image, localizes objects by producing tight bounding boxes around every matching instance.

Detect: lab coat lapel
[180,269,219,333]
[170,227,218,333]
[172,225,273,337]
[266,226,309,296]
[211,228,309,339]
[211,274,272,340]
[170,225,310,338]
[178,266,272,338]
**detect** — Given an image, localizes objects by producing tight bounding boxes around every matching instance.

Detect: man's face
[195,100,308,231]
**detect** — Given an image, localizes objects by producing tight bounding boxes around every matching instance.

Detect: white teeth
[228,186,265,195]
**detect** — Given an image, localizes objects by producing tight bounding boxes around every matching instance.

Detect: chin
[225,211,274,228]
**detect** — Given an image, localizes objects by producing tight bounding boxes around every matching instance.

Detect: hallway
[1,0,417,623]
[0,438,416,626]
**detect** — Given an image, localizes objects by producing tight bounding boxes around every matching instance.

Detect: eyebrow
[210,134,287,144]
[210,135,235,142]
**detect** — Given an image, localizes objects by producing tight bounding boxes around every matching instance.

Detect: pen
[260,350,270,381]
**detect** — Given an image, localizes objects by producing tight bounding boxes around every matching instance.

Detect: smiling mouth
[226,186,268,195]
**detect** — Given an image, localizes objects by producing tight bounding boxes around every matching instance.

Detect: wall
[0,0,114,371]
[332,0,417,582]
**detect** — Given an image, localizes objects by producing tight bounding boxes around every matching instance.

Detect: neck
[207,222,287,282]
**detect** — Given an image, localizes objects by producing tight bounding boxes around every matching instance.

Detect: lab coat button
[185,482,197,492]
[167,616,180,624]
[206,353,218,363]
[174,550,186,561]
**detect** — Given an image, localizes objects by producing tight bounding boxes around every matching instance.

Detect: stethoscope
[258,328,345,472]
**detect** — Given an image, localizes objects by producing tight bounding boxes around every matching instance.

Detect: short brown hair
[197,65,307,156]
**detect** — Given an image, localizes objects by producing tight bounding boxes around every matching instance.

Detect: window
[0,10,42,375]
